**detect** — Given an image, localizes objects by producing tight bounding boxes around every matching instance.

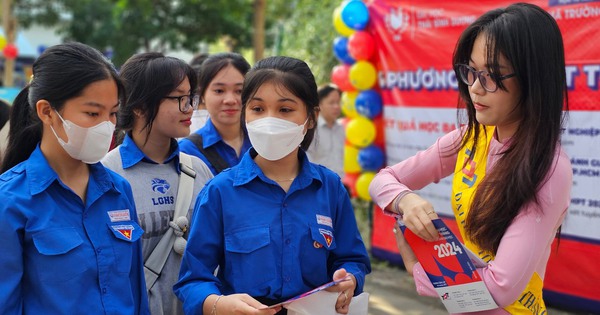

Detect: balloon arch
[331,0,384,201]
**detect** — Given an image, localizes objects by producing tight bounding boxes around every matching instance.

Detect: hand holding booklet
[398,218,498,313]
[259,274,369,314]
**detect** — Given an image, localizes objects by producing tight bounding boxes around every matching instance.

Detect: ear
[36,100,54,125]
[133,108,145,119]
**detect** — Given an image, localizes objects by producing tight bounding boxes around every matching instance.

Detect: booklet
[260,275,353,309]
[398,218,498,313]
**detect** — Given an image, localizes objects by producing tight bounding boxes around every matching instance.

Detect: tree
[15,0,255,65]
[268,0,340,85]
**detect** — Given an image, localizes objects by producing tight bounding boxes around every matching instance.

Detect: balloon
[331,64,354,92]
[341,91,359,118]
[348,31,375,61]
[356,172,376,201]
[341,0,370,30]
[343,144,362,174]
[355,89,383,119]
[3,43,18,59]
[349,61,377,90]
[333,6,356,37]
[0,35,6,50]
[342,172,359,198]
[346,116,375,148]
[372,116,386,148]
[358,145,385,171]
[37,45,47,55]
[332,36,355,65]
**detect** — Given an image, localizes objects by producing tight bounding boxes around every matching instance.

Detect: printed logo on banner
[548,0,600,6]
[385,7,410,41]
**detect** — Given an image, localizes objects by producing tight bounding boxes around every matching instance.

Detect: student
[174,56,371,315]
[189,52,211,133]
[179,52,252,175]
[0,42,149,314]
[369,3,571,314]
[102,52,214,315]
[306,84,344,177]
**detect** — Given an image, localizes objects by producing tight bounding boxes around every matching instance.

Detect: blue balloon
[358,145,385,171]
[341,0,370,30]
[355,90,382,119]
[332,37,355,65]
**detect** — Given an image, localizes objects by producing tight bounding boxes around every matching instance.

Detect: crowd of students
[0,3,572,315]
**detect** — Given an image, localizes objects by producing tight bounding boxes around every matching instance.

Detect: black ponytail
[1,86,42,172]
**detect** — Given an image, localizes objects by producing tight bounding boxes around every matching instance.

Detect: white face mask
[246,117,307,161]
[50,111,116,164]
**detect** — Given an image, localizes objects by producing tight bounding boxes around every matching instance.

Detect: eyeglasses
[455,64,516,93]
[163,94,200,112]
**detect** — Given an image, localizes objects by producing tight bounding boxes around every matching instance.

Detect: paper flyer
[399,218,498,313]
[261,275,352,309]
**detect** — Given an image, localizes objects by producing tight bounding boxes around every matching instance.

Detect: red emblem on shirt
[117,228,132,240]
[319,229,333,248]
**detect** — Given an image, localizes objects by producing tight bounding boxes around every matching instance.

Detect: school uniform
[178,119,252,175]
[102,134,213,315]
[174,148,371,314]
[0,145,149,314]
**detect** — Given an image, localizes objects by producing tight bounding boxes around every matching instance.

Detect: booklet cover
[399,218,498,313]
[261,275,352,309]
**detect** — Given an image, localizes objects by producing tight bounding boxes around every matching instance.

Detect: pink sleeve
[412,150,572,306]
[368,129,461,211]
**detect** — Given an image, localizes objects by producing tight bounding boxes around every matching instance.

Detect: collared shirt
[174,149,371,314]
[306,116,345,177]
[102,134,213,315]
[178,119,252,175]
[0,145,149,315]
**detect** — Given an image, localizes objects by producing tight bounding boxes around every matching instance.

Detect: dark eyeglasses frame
[163,94,200,112]
[455,64,516,93]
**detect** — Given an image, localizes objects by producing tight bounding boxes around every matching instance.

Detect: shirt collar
[196,119,223,148]
[26,145,116,196]
[232,148,322,189]
[119,133,182,172]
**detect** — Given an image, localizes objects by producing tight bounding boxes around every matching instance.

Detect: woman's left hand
[325,268,356,314]
[392,222,419,276]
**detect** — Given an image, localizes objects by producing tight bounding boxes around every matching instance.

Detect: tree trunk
[253,0,266,63]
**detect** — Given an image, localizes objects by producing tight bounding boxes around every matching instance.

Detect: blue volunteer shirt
[174,149,371,314]
[178,119,252,175]
[0,146,149,315]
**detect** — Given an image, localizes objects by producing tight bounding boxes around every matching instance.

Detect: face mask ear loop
[51,110,70,144]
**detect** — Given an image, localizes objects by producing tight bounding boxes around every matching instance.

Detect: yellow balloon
[333,7,356,37]
[0,35,6,50]
[356,172,376,201]
[343,144,362,174]
[346,116,375,148]
[349,61,377,90]
[341,91,359,118]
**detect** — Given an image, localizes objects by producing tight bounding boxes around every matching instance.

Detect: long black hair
[452,3,568,254]
[1,42,124,173]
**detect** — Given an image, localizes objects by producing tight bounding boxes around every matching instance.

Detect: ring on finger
[426,210,435,215]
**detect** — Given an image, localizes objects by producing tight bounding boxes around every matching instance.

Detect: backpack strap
[187,133,229,173]
[143,153,196,292]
